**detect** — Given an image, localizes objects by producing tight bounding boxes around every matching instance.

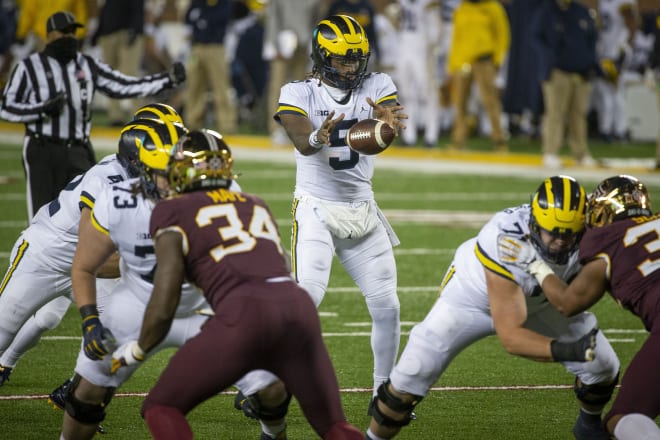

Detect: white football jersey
[598,0,636,59]
[275,73,398,202]
[21,154,129,270]
[90,178,241,314]
[443,204,581,311]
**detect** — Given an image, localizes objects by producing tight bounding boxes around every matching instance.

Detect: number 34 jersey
[91,179,207,314]
[150,188,291,311]
[274,73,398,202]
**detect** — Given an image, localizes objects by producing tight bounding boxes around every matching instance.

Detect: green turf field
[0,137,654,439]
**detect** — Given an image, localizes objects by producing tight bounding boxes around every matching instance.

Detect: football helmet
[311,15,370,90]
[133,103,184,125]
[118,118,186,199]
[586,175,652,228]
[529,175,586,264]
[169,129,236,194]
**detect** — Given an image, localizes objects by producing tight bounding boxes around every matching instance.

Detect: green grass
[0,138,654,439]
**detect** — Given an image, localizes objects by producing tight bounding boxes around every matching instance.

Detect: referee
[0,11,186,221]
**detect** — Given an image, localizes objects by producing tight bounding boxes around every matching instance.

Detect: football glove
[497,234,540,267]
[80,305,116,361]
[550,328,598,362]
[169,62,186,86]
[110,340,145,374]
[600,58,619,83]
[42,92,66,117]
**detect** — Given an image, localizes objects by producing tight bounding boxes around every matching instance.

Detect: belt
[27,131,90,147]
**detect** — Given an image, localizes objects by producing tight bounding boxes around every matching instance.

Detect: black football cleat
[0,365,12,386]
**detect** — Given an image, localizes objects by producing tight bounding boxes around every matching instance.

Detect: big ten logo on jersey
[315,109,331,117]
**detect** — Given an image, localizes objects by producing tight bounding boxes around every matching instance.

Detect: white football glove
[110,340,145,374]
[497,234,539,267]
[497,234,555,285]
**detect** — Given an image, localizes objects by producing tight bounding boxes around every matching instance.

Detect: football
[346,119,395,155]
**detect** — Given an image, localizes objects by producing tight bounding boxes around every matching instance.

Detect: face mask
[44,37,78,63]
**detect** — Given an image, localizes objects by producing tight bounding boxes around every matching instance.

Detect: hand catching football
[346,119,396,155]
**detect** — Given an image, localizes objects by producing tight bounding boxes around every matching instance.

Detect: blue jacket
[531,0,599,80]
[186,0,231,44]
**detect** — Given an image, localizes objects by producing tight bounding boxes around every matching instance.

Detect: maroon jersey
[150,188,291,310]
[579,214,660,331]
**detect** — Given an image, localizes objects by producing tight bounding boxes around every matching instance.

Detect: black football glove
[42,92,66,116]
[550,327,598,362]
[80,305,116,361]
[169,62,186,86]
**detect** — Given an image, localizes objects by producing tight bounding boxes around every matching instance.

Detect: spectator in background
[447,0,510,152]
[226,0,268,131]
[396,0,441,148]
[531,0,599,169]
[14,0,88,52]
[372,0,399,81]
[325,0,379,65]
[92,0,146,126]
[184,0,237,133]
[650,6,660,168]
[0,0,17,89]
[436,0,461,135]
[502,0,546,140]
[263,0,321,147]
[592,0,638,143]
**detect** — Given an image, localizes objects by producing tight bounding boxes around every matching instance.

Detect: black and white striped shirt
[0,52,174,141]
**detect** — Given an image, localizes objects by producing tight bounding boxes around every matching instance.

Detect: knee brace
[368,380,422,428]
[574,372,619,406]
[244,391,292,421]
[64,374,115,425]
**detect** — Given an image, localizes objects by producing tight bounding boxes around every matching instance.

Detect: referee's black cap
[47,11,84,34]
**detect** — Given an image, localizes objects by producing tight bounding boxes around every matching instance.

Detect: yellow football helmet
[587,175,652,228]
[311,15,370,90]
[169,129,236,194]
[529,175,586,264]
[119,118,186,199]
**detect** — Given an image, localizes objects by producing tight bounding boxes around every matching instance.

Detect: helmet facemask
[529,176,586,265]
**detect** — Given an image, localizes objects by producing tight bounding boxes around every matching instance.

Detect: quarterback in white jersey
[0,153,127,384]
[271,16,407,407]
[366,176,620,440]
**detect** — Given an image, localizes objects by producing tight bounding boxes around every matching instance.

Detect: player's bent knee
[246,390,292,421]
[64,374,115,425]
[369,380,422,428]
[34,309,65,330]
[574,372,619,407]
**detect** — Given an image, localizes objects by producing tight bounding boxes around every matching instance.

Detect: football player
[257,16,407,422]
[365,175,620,440]
[110,129,364,440]
[500,175,660,440]
[0,103,182,387]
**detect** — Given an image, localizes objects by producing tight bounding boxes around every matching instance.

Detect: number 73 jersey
[149,188,292,309]
[90,178,206,313]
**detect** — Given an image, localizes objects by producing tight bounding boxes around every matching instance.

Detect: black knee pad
[368,380,422,428]
[245,391,292,421]
[64,373,116,425]
[574,372,619,406]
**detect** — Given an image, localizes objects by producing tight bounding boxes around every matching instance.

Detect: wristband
[308,129,327,149]
[528,260,554,285]
[550,339,577,362]
[131,342,146,361]
[79,304,99,321]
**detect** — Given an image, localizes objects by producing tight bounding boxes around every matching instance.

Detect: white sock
[259,420,286,439]
[613,413,660,440]
[368,307,400,395]
[366,427,389,440]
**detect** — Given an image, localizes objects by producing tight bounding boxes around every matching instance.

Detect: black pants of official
[22,135,96,219]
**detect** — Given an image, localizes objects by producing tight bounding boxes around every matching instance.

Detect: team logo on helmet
[587,175,652,228]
